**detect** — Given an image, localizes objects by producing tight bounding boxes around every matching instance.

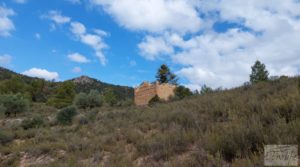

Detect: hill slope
[0,66,133,100]
[70,75,133,100]
[0,76,299,166]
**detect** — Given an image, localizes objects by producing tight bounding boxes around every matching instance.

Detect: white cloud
[131,0,300,89]
[72,67,82,73]
[0,54,12,65]
[138,35,173,60]
[90,0,201,34]
[22,68,59,80]
[70,22,108,65]
[0,6,15,37]
[43,10,71,25]
[93,29,109,36]
[68,52,90,63]
[12,0,27,4]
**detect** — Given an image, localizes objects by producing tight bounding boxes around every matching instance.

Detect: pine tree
[250,60,269,84]
[155,64,178,85]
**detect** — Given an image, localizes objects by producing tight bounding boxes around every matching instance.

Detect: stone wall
[134,82,175,106]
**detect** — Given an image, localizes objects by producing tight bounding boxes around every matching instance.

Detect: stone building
[134,81,176,106]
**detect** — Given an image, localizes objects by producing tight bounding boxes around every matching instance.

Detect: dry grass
[0,77,299,166]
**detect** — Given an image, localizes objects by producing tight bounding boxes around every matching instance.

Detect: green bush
[104,88,118,106]
[73,114,88,125]
[174,86,193,100]
[74,93,89,109]
[0,94,29,117]
[87,90,103,108]
[74,90,103,109]
[56,106,77,125]
[21,116,45,130]
[0,131,13,145]
[149,95,161,106]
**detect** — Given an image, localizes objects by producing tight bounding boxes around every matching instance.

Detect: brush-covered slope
[0,77,299,166]
[0,66,133,100]
[70,75,133,100]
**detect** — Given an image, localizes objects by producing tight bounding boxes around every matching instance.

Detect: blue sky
[0,0,300,89]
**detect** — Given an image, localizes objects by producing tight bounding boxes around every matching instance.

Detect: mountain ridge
[0,66,134,100]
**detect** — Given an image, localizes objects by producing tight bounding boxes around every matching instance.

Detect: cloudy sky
[0,0,299,89]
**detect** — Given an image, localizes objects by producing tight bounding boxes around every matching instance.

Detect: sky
[0,0,300,90]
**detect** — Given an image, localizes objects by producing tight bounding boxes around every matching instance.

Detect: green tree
[87,90,103,108]
[56,106,77,125]
[28,79,47,102]
[47,81,75,108]
[250,60,269,84]
[0,77,26,94]
[0,94,29,117]
[200,85,213,95]
[104,88,117,106]
[156,64,178,85]
[74,92,89,109]
[75,90,103,109]
[174,86,193,100]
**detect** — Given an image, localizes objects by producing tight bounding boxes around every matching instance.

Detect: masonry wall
[156,84,176,101]
[134,82,157,106]
[134,82,175,106]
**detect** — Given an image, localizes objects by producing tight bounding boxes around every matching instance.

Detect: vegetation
[47,82,76,109]
[200,84,213,95]
[0,64,299,166]
[0,67,133,109]
[250,60,269,83]
[56,106,77,125]
[0,94,29,117]
[174,85,193,100]
[156,64,178,84]
[74,90,103,109]
[0,76,299,166]
[104,88,118,107]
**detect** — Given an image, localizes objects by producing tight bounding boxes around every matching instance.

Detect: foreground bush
[74,90,103,109]
[21,116,45,130]
[0,131,13,145]
[0,94,29,117]
[56,106,77,125]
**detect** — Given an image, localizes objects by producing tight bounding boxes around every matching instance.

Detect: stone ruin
[134,81,176,106]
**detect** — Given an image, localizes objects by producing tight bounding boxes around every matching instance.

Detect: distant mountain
[0,67,134,100]
[69,75,134,100]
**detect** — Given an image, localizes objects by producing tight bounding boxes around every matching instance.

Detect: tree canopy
[156,64,178,85]
[250,60,269,84]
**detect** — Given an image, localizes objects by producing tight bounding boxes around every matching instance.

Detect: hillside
[0,67,133,101]
[70,76,133,100]
[0,76,299,166]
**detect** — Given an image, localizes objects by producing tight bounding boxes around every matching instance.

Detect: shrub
[0,131,13,145]
[21,116,45,130]
[87,90,103,108]
[75,90,103,109]
[149,95,161,106]
[47,81,75,109]
[104,88,118,106]
[74,92,89,109]
[73,114,88,125]
[0,94,29,117]
[174,85,193,100]
[201,85,213,95]
[86,108,99,121]
[56,106,77,125]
